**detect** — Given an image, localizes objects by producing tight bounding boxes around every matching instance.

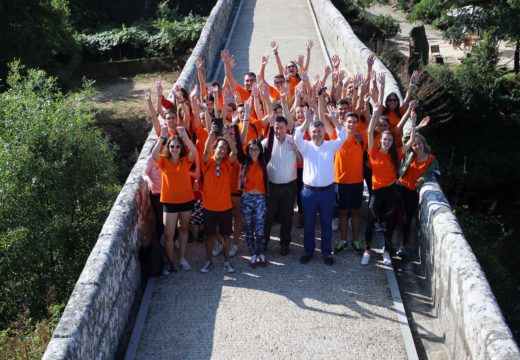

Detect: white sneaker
[224,261,235,273]
[361,252,370,266]
[199,261,214,273]
[229,244,239,257]
[332,217,339,231]
[179,258,191,271]
[212,243,224,256]
[382,251,392,265]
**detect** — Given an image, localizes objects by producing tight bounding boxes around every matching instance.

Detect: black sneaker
[323,256,334,266]
[300,254,312,264]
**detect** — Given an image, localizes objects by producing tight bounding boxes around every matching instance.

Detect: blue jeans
[301,186,335,257]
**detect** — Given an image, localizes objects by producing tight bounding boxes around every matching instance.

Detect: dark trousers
[265,181,297,247]
[296,168,304,213]
[365,184,399,251]
[150,193,164,241]
[399,186,419,245]
[302,186,335,257]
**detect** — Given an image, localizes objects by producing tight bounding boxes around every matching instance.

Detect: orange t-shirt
[399,154,435,191]
[385,110,402,129]
[268,85,281,101]
[202,157,232,211]
[194,124,209,168]
[158,156,195,204]
[334,133,367,184]
[369,147,403,190]
[239,119,264,146]
[243,161,266,193]
[288,75,300,97]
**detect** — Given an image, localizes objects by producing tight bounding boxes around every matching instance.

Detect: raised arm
[271,41,284,74]
[177,126,198,162]
[156,78,167,119]
[190,85,202,129]
[152,126,169,162]
[396,99,417,134]
[232,123,247,164]
[145,88,161,136]
[303,40,314,72]
[368,102,383,150]
[377,72,386,109]
[223,125,237,164]
[221,50,240,92]
[280,85,294,130]
[402,70,419,111]
[203,129,216,163]
[195,57,208,99]
[402,110,417,153]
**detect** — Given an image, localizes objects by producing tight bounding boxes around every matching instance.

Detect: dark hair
[203,94,215,103]
[244,72,256,79]
[337,98,351,106]
[210,81,219,88]
[212,137,230,154]
[383,92,402,118]
[245,138,264,162]
[164,135,187,159]
[275,116,288,125]
[310,120,324,128]
[274,74,285,80]
[379,130,399,173]
[345,112,359,120]
[273,101,282,112]
[228,102,237,112]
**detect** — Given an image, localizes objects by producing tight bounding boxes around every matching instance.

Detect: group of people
[142,40,439,274]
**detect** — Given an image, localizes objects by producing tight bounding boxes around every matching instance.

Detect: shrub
[370,14,401,40]
[0,62,119,326]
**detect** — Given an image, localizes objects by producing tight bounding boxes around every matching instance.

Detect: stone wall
[418,183,519,359]
[42,0,238,358]
[309,0,401,101]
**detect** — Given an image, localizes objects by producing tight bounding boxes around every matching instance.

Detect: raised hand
[377,72,386,87]
[261,55,269,66]
[176,126,187,138]
[144,88,151,100]
[297,54,305,68]
[367,53,375,68]
[196,56,204,70]
[295,83,303,98]
[409,99,419,109]
[229,55,237,69]
[331,54,340,71]
[299,66,308,80]
[234,91,242,104]
[324,65,332,77]
[353,73,363,88]
[338,69,346,83]
[306,40,314,52]
[156,77,163,96]
[326,104,338,120]
[410,70,420,86]
[251,83,260,97]
[223,88,232,103]
[270,41,279,53]
[418,116,430,128]
[260,82,270,98]
[220,49,232,62]
[190,84,198,99]
[160,126,169,138]
[280,84,289,98]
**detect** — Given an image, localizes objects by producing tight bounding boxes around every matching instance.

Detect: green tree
[0,0,78,82]
[407,0,520,72]
[0,62,119,326]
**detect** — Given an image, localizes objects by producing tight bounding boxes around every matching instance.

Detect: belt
[269,180,296,186]
[303,183,333,191]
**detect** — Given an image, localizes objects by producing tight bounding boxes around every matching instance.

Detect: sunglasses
[387,98,399,102]
[169,144,181,149]
[216,165,221,177]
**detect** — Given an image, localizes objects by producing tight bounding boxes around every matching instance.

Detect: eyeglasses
[249,147,260,152]
[169,144,181,149]
[216,165,221,177]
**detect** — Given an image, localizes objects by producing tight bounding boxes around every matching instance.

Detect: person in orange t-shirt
[152,126,198,273]
[200,125,238,274]
[233,115,274,267]
[362,78,416,267]
[397,132,438,258]
[333,112,367,254]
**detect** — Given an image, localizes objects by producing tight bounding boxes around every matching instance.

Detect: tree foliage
[0,62,119,326]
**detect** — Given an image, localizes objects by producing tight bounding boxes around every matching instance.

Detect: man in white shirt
[294,109,347,265]
[262,116,300,256]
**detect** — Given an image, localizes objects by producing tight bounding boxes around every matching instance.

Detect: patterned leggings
[240,192,266,256]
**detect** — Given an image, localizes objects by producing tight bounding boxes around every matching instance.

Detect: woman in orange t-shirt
[152,125,198,273]
[381,71,419,129]
[362,98,416,267]
[397,133,438,258]
[233,116,274,267]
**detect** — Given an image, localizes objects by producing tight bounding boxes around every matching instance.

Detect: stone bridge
[43,0,519,359]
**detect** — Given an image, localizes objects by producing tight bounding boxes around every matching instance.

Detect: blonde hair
[415,133,431,154]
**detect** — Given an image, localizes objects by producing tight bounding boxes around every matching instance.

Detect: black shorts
[335,182,363,210]
[162,200,195,213]
[203,208,233,236]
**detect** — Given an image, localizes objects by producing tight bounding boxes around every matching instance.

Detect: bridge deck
[130,0,413,359]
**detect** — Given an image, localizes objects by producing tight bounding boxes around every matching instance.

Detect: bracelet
[274,52,278,55]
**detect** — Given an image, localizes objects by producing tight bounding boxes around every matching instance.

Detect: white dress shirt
[294,126,347,187]
[262,134,297,184]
